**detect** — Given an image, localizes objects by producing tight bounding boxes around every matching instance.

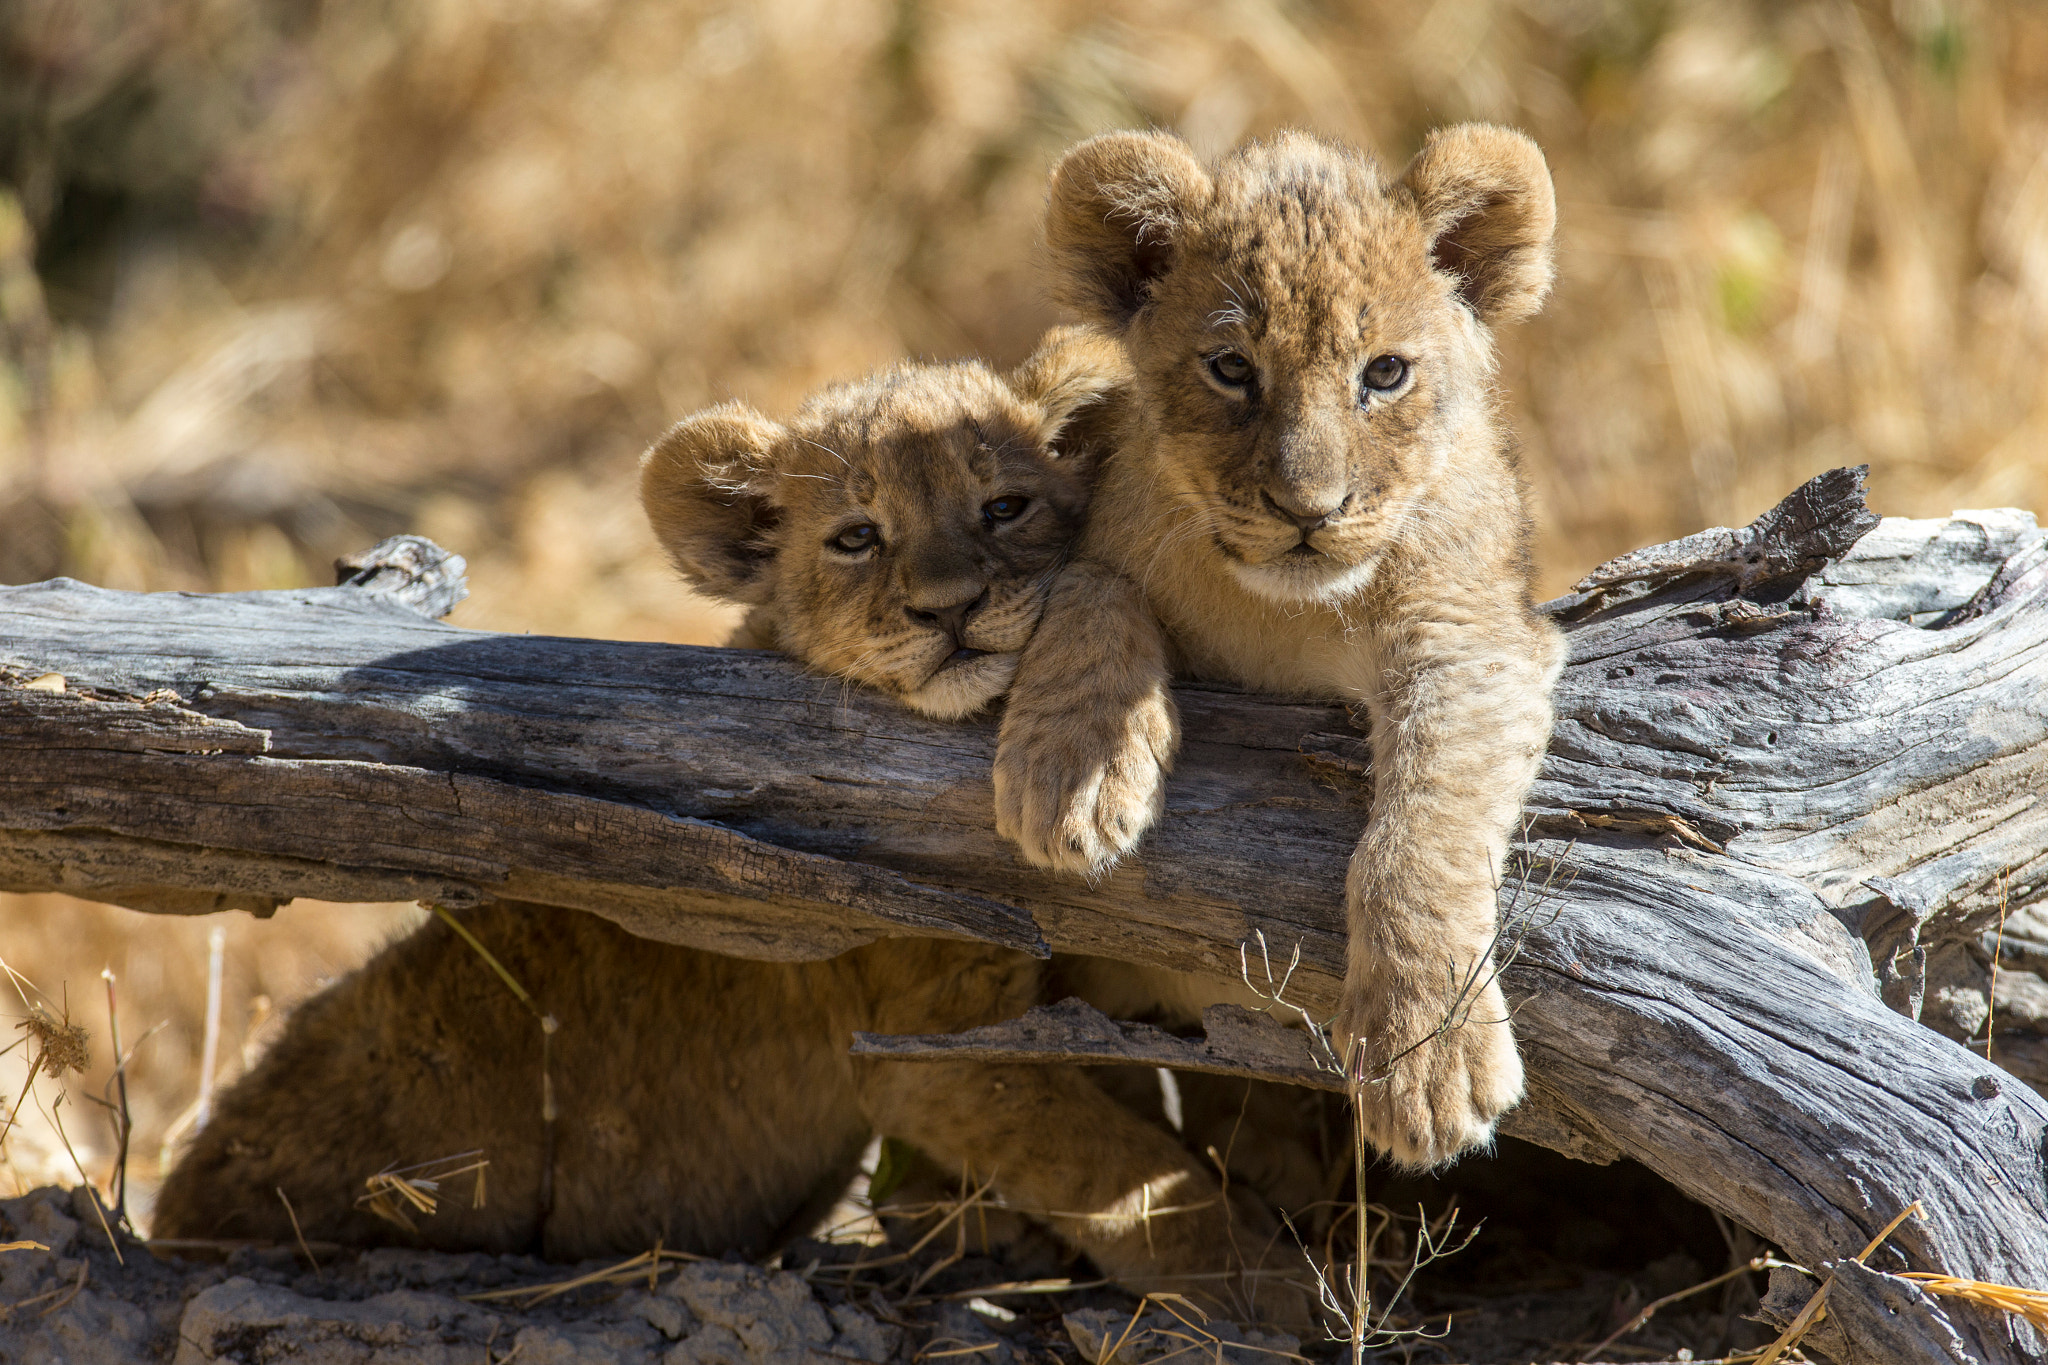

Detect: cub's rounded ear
[639,405,787,605]
[1398,123,1557,326]
[1007,325,1131,454]
[1044,131,1212,330]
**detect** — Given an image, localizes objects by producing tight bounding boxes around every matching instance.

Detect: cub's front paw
[1338,973,1523,1170]
[993,689,1176,877]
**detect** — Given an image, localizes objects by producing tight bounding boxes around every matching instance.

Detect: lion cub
[155,330,1312,1328]
[994,128,1565,1169]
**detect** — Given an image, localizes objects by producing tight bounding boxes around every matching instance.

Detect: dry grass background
[2,0,2046,1227]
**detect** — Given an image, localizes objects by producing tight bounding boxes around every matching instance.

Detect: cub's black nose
[907,586,991,646]
[1262,488,1347,532]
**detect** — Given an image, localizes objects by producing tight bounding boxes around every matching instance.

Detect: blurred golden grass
[3,0,2048,1229]
[8,0,2048,606]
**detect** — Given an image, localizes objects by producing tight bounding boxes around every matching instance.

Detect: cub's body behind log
[156,330,1317,1330]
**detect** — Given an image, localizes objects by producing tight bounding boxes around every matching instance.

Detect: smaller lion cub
[156,329,1315,1330]
[643,330,1118,720]
[995,128,1566,1169]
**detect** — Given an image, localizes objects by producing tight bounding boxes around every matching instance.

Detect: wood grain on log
[3,470,2047,1362]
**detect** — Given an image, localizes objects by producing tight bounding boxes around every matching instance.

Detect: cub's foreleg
[856,1057,1318,1330]
[844,941,1316,1330]
[994,562,1177,875]
[1339,607,1563,1169]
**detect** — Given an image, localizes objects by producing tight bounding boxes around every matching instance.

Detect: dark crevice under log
[4,469,2047,1362]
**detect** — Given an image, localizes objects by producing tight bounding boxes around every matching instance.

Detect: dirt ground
[1,1132,1783,1365]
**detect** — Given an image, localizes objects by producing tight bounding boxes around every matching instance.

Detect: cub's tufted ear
[1044,131,1213,330]
[1007,325,1131,454]
[1398,123,1557,327]
[639,405,787,605]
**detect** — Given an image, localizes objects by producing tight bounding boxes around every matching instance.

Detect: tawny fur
[993,127,1566,1170]
[155,329,1315,1329]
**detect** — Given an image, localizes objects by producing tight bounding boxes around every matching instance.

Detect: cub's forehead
[1188,136,1439,326]
[780,361,1028,499]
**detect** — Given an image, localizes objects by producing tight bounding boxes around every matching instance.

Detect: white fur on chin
[1228,554,1380,606]
[902,653,1020,720]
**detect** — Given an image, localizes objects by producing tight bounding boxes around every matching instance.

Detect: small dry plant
[0,955,123,1264]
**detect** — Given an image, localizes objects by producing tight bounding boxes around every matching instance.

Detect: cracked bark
[4,470,2047,1363]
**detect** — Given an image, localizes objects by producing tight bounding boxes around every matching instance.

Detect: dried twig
[277,1186,320,1274]
[0,1258,87,1322]
[1347,1103,1368,1365]
[461,1246,711,1306]
[1350,837,1576,1089]
[4,982,92,1147]
[815,1172,1002,1285]
[1237,842,1574,1357]
[1985,869,2012,1064]
[1077,1291,1311,1365]
[1581,1256,1772,1361]
[938,1277,1112,1299]
[0,969,120,1267]
[431,905,559,1229]
[1902,1271,2048,1333]
[46,1094,122,1264]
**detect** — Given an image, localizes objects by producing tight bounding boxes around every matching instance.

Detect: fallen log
[3,468,2046,1362]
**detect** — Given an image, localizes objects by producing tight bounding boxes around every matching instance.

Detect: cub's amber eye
[1361,354,1408,392]
[982,495,1028,527]
[830,524,880,553]
[1207,350,1255,388]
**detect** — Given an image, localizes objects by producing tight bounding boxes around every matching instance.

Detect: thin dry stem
[430,904,559,1228]
[461,1246,712,1306]
[1753,1200,1926,1365]
[1901,1272,2048,1334]
[1985,869,2012,1064]
[277,1186,321,1274]
[1581,1256,1771,1362]
[46,1095,121,1265]
[100,969,130,1228]
[194,926,225,1132]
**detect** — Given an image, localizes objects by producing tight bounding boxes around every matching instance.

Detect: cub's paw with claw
[1337,970,1523,1170]
[994,683,1177,877]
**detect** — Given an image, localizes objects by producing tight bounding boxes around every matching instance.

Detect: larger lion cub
[995,128,1565,1169]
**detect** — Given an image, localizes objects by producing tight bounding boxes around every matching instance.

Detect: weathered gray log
[3,470,2047,1363]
